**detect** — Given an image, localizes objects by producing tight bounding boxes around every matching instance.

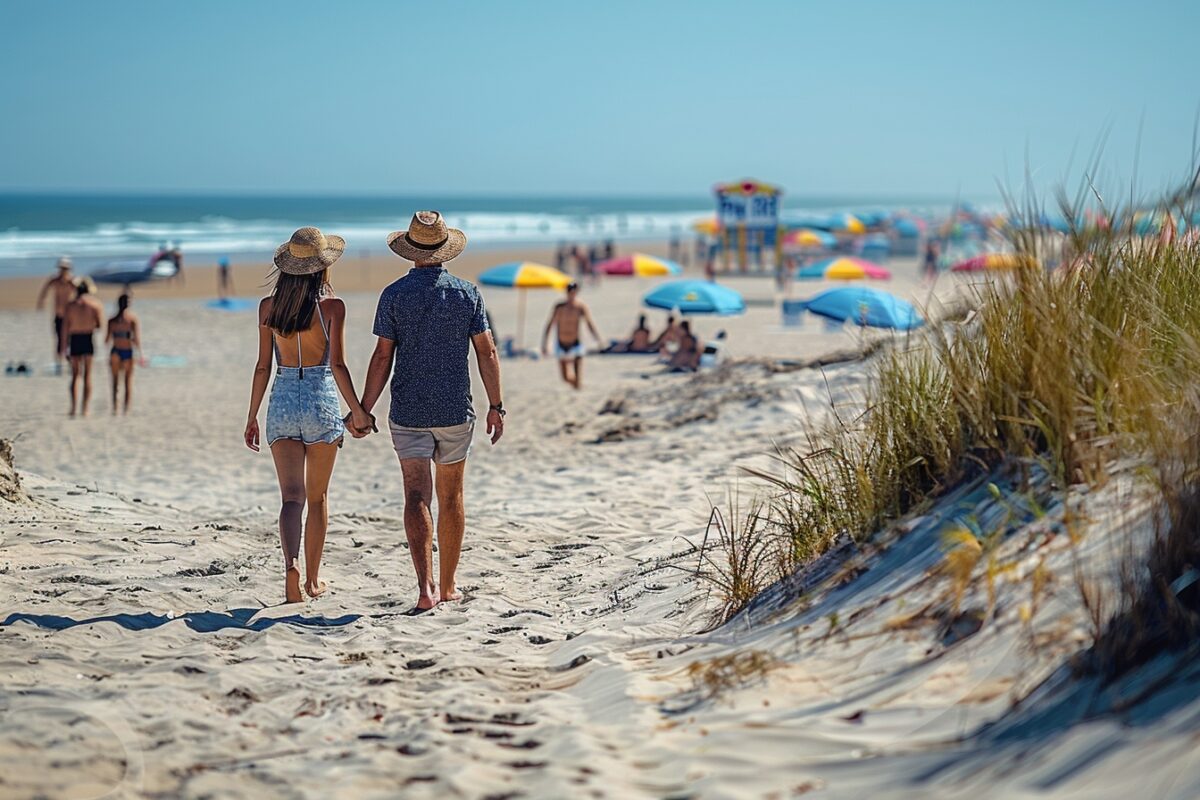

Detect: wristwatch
[490,402,506,417]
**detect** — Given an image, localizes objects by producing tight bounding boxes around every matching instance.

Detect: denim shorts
[266,366,345,447]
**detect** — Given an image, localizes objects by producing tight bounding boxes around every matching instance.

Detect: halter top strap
[270,297,332,374]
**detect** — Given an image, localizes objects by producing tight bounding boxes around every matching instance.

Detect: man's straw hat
[57,257,72,270]
[387,211,467,263]
[273,227,346,275]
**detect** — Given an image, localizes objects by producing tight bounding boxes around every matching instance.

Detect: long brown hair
[266,270,327,335]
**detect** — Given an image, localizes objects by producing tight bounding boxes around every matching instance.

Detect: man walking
[35,257,76,371]
[62,278,104,417]
[359,212,505,611]
[541,282,602,390]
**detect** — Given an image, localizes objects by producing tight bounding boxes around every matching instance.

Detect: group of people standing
[554,240,614,283]
[37,258,141,416]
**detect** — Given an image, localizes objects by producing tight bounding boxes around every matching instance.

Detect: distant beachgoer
[358,211,505,611]
[923,240,940,281]
[542,281,602,389]
[62,278,104,417]
[653,314,683,354]
[554,242,567,271]
[244,227,373,604]
[36,257,76,370]
[603,314,653,353]
[218,257,233,298]
[573,246,592,282]
[170,245,184,285]
[587,243,603,284]
[667,320,702,372]
[603,239,615,261]
[105,294,141,414]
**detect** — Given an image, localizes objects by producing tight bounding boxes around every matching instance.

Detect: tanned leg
[572,356,583,390]
[123,361,134,414]
[558,359,571,387]
[110,354,120,414]
[301,442,339,598]
[80,356,93,417]
[68,357,80,417]
[434,460,467,602]
[270,439,307,603]
[400,458,437,610]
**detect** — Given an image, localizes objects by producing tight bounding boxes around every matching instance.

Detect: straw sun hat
[387,211,467,263]
[273,227,346,275]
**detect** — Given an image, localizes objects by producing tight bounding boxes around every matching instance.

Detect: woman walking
[105,293,141,414]
[244,227,374,603]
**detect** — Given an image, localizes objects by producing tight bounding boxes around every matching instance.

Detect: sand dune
[3,262,1198,798]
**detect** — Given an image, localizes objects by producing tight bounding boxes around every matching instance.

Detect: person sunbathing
[653,315,682,355]
[603,314,654,353]
[666,321,701,372]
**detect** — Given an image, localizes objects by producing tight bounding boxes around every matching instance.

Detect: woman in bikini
[105,293,141,414]
[244,228,374,603]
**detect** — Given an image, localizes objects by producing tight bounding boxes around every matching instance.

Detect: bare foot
[440,586,463,602]
[305,578,328,598]
[285,567,303,604]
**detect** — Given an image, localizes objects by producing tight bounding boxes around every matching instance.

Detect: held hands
[244,418,260,452]
[486,408,505,445]
[345,408,377,439]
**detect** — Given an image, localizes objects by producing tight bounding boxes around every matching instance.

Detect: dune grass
[701,181,1200,673]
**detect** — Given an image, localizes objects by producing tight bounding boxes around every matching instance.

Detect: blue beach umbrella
[643,280,745,315]
[803,287,923,330]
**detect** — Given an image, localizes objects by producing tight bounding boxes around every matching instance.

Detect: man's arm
[541,304,559,354]
[582,303,603,346]
[360,336,395,417]
[35,280,51,311]
[472,330,504,444]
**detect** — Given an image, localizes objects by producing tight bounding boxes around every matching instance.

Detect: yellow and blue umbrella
[598,253,682,277]
[643,280,744,315]
[798,256,891,280]
[479,261,572,289]
[783,229,837,248]
[479,262,573,349]
[830,213,866,234]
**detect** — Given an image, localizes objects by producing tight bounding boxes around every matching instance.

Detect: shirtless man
[62,279,104,417]
[541,282,602,389]
[35,258,76,370]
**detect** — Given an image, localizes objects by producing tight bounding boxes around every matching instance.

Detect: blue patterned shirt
[372,266,490,428]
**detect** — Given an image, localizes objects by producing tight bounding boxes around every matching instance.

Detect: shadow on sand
[1,608,362,633]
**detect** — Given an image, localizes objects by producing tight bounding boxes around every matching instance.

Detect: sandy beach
[4,246,1199,799]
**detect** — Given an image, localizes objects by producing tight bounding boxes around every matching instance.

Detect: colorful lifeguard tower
[714,178,783,272]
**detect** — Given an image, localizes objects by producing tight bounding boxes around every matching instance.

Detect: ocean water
[0,193,954,277]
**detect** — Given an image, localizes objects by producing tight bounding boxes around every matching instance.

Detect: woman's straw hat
[273,227,346,275]
[387,211,467,263]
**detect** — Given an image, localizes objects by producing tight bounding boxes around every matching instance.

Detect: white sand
[3,261,1198,799]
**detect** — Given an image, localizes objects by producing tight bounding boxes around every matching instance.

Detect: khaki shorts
[389,420,475,465]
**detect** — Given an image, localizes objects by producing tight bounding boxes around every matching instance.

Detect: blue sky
[3,0,1197,199]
